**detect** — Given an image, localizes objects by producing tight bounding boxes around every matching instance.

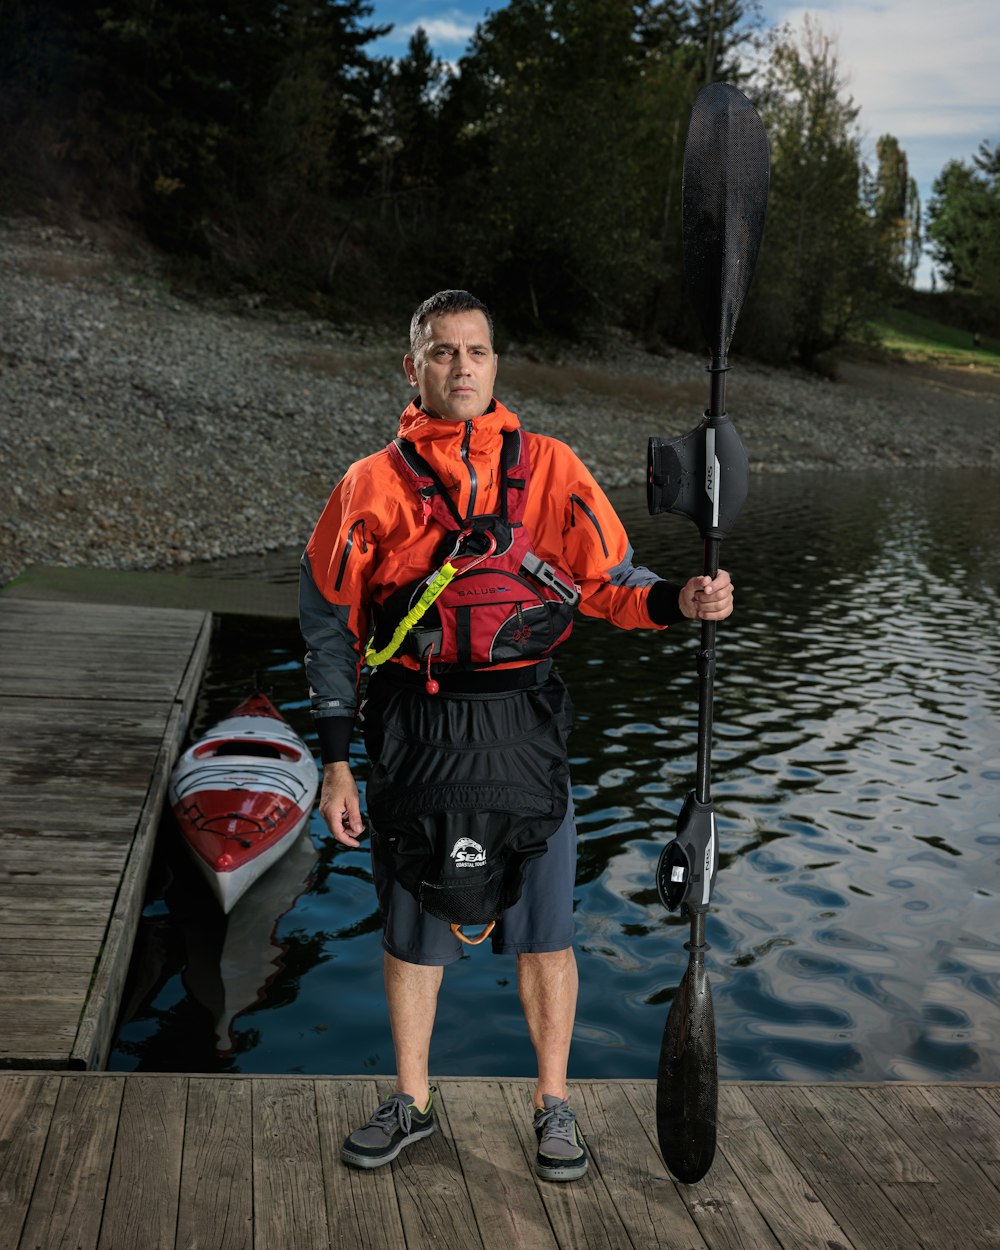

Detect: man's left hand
[679,569,734,621]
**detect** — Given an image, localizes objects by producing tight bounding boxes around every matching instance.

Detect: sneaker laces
[366,1093,416,1137]
[535,1098,577,1145]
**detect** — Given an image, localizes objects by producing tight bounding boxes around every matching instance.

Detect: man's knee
[516,947,576,977]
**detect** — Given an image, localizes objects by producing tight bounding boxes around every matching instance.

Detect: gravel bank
[3,216,998,586]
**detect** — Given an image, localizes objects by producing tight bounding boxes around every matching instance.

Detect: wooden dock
[0,596,210,1069]
[1,1074,999,1250]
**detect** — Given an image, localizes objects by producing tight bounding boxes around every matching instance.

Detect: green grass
[872,308,1000,372]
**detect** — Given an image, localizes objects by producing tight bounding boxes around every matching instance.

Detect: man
[300,289,733,1181]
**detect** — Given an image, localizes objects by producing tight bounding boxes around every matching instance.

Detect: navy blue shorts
[371,791,577,965]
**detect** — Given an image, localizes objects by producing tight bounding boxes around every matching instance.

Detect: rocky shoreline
[2,216,998,586]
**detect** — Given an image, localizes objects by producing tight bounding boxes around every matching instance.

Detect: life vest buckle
[520,551,581,606]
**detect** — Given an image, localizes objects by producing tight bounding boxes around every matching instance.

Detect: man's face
[404,310,498,421]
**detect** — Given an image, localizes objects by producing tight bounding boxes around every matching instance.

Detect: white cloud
[763,1,999,283]
[766,1,999,179]
[399,15,477,46]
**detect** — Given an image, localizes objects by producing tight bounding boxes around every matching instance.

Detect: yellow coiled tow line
[363,561,458,668]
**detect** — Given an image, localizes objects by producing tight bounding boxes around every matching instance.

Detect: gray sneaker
[341,1091,436,1168]
[533,1094,589,1181]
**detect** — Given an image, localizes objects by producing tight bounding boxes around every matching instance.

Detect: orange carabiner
[447,527,498,569]
[450,921,496,946]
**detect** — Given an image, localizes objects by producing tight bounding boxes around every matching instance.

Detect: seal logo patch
[450,837,487,868]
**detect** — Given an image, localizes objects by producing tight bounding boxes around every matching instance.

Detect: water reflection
[111,469,1000,1081]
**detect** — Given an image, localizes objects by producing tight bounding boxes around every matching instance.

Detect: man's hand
[319,760,365,847]
[679,569,734,621]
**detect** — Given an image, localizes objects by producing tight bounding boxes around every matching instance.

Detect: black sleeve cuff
[646,579,686,626]
[315,715,355,764]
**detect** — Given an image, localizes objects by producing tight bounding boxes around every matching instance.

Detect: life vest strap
[390,429,527,527]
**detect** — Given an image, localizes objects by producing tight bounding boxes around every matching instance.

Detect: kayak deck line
[1,1072,997,1249]
[0,595,211,1070]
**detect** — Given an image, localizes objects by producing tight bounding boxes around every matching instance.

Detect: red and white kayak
[169,692,319,913]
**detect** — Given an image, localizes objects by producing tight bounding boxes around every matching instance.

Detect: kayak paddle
[646,81,769,1185]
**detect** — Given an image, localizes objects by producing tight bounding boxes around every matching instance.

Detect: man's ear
[403,353,417,387]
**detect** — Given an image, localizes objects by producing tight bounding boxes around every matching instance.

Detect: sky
[365,1,1000,289]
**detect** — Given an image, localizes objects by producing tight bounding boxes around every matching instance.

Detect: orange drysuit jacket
[300,398,681,762]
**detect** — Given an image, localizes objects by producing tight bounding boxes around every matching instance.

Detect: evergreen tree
[438,0,658,333]
[926,142,1000,312]
[367,28,449,220]
[685,0,760,84]
[635,1,760,82]
[436,0,767,335]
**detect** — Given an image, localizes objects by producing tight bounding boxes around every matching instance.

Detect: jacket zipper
[334,519,368,592]
[461,420,478,519]
[570,494,609,557]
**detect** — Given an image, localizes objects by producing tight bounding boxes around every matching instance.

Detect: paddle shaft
[694,355,728,806]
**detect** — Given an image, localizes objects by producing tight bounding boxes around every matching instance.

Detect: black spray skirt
[362,667,574,926]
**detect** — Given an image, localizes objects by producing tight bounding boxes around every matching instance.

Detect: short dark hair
[409,290,494,354]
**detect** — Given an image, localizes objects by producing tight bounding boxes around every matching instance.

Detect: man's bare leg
[517,948,578,1107]
[384,950,443,1110]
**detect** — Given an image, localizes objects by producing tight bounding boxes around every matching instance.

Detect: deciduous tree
[748,18,882,364]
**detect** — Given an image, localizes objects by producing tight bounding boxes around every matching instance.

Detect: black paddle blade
[682,83,770,361]
[656,953,718,1183]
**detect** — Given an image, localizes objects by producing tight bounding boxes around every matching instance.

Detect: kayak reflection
[182,829,320,1054]
[115,826,319,1066]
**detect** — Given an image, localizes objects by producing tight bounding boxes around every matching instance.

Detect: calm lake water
[110,468,1000,1082]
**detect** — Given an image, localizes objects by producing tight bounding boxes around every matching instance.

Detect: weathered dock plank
[15,1074,125,1250]
[3,1075,1000,1250]
[0,598,211,701]
[859,1084,1000,1250]
[436,1078,554,1250]
[576,1082,710,1249]
[97,1075,187,1250]
[251,1079,330,1250]
[625,1081,783,1250]
[713,1086,856,1248]
[0,1074,59,1250]
[71,702,186,1070]
[317,1079,407,1250]
[740,1084,929,1249]
[393,1080,488,1250]
[0,597,210,1069]
[176,1078,254,1250]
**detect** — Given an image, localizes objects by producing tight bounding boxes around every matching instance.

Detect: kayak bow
[169,691,319,914]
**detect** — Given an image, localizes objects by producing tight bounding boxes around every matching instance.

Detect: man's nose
[452,349,472,372]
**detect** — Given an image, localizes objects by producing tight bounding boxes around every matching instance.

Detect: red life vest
[370,429,579,670]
